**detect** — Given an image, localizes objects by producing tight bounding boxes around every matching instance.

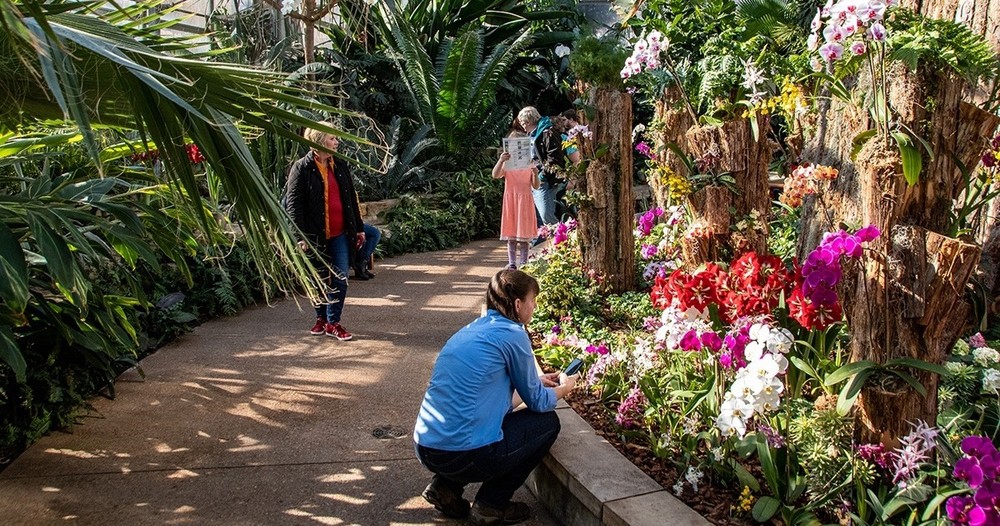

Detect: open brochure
[502,136,534,170]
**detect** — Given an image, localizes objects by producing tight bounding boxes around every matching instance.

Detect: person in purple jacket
[413,270,579,525]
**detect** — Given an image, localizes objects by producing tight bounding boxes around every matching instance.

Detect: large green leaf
[891,131,922,186]
[26,210,83,305]
[0,325,26,383]
[0,222,29,315]
[752,496,781,522]
[825,360,877,386]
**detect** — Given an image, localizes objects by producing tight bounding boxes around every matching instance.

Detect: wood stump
[684,118,771,256]
[846,224,980,441]
[683,185,732,267]
[576,87,635,294]
[650,89,696,209]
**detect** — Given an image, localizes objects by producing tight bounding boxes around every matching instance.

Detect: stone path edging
[527,403,712,526]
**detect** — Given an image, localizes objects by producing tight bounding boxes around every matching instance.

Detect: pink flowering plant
[521,156,1000,521]
[811,1,999,185]
[619,1,802,126]
[634,205,686,287]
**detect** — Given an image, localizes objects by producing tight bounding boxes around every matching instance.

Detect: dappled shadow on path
[0,242,556,525]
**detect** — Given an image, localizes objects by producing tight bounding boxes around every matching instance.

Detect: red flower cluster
[650,252,793,323]
[786,264,843,331]
[185,143,205,164]
[130,143,204,164]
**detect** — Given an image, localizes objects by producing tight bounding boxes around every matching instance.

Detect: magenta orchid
[947,435,1000,524]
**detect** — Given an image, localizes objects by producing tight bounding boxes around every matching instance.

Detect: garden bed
[565,390,748,525]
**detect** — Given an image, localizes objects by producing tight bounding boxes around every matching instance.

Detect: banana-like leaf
[891,131,923,186]
[26,209,85,306]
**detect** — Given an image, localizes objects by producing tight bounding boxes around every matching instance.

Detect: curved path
[0,241,559,525]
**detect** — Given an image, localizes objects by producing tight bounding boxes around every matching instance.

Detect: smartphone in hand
[563,358,584,376]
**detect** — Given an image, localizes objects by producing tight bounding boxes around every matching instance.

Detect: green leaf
[892,131,923,186]
[0,325,26,383]
[837,369,873,415]
[851,129,877,160]
[891,370,928,397]
[752,496,780,522]
[699,115,724,127]
[756,437,781,496]
[728,458,761,492]
[789,356,821,383]
[26,211,81,304]
[0,222,29,315]
[921,488,970,520]
[885,357,951,377]
[825,360,877,386]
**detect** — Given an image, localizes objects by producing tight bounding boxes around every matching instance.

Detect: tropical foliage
[377,3,532,154]
[0,0,372,463]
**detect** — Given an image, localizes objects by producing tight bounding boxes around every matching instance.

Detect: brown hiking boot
[421,480,470,519]
[468,501,531,525]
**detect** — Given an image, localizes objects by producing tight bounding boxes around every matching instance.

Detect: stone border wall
[527,403,711,526]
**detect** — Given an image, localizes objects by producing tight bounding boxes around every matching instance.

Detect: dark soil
[564,390,750,526]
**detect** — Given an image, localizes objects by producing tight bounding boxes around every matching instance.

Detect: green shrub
[569,36,630,90]
[0,241,269,467]
[380,169,502,256]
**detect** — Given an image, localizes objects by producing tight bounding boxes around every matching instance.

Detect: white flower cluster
[716,323,793,438]
[984,369,1000,391]
[654,306,712,351]
[280,0,300,15]
[629,337,659,376]
[672,466,704,496]
[973,347,1000,367]
[621,30,668,79]
[742,61,768,105]
[809,0,898,70]
[565,125,592,141]
[554,44,571,58]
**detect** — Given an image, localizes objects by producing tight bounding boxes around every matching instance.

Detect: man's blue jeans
[532,181,558,226]
[358,223,381,264]
[415,409,560,509]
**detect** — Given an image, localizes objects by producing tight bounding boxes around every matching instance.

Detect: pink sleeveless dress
[499,168,537,242]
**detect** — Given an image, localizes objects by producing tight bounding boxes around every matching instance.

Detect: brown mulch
[564,390,751,526]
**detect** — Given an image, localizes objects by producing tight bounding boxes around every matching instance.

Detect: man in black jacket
[517,106,566,226]
[284,123,365,341]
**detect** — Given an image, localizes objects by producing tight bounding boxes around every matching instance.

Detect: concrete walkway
[0,241,559,526]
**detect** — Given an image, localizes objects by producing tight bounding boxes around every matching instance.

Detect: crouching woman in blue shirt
[413,269,578,525]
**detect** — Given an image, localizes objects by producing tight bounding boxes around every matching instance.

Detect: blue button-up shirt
[413,310,557,451]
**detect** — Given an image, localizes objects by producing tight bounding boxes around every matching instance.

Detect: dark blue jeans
[416,409,560,509]
[358,223,381,264]
[314,234,349,324]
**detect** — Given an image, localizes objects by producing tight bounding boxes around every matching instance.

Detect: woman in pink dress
[492,145,540,269]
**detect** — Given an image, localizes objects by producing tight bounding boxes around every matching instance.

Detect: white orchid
[744,340,766,362]
[753,377,785,413]
[742,61,768,90]
[554,44,571,58]
[748,322,771,342]
[717,395,754,437]
[766,328,794,354]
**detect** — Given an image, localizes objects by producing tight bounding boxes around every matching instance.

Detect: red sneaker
[309,317,326,335]
[326,322,353,341]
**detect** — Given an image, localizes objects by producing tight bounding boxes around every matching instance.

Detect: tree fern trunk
[577,87,636,294]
